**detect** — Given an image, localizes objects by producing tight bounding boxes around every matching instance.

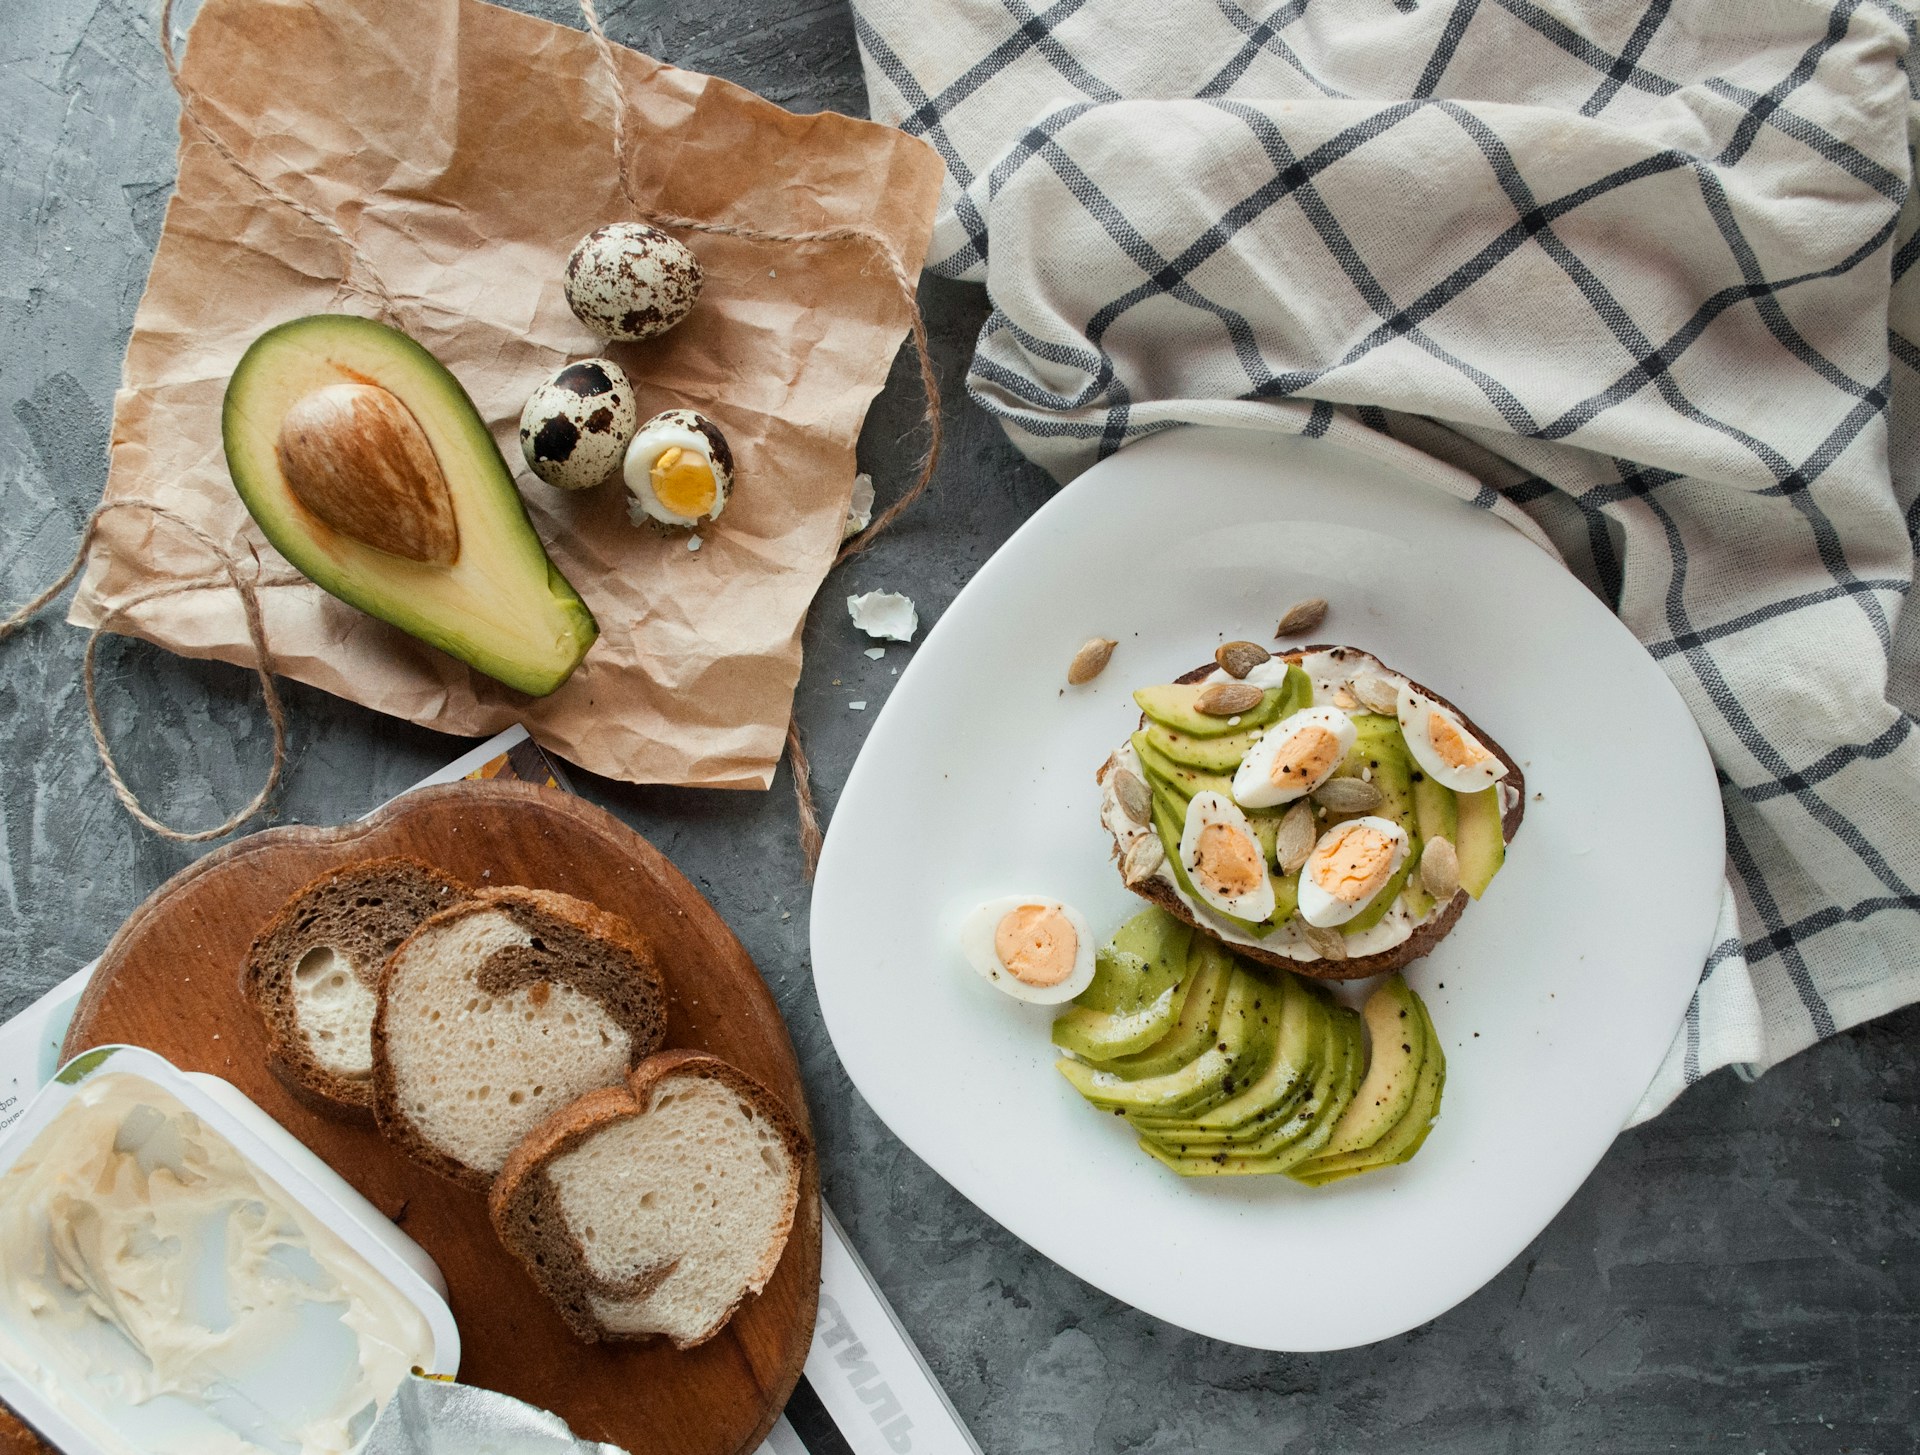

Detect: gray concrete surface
[2,3,1915,1453]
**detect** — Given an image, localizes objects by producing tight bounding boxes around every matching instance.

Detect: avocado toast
[1098,645,1524,980]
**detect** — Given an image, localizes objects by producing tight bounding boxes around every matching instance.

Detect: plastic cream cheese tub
[0,1044,458,1455]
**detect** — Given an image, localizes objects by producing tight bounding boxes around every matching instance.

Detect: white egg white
[1396,682,1509,794]
[959,895,1097,1004]
[1178,792,1276,922]
[624,416,730,528]
[1231,705,1357,808]
[1297,815,1409,928]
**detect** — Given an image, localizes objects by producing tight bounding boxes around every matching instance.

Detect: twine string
[0,499,287,843]
[159,0,398,318]
[577,1,942,873]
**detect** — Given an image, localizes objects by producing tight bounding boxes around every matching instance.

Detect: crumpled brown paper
[71,0,942,789]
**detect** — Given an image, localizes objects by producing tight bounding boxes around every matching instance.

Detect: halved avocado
[222,315,598,696]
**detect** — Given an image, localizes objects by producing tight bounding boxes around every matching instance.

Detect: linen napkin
[851,0,1920,1119]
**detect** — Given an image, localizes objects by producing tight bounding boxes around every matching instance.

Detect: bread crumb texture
[386,907,633,1173]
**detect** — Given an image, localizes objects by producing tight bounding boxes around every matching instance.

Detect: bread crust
[371,885,669,1188]
[1106,649,1524,981]
[489,1050,810,1347]
[241,856,467,1121]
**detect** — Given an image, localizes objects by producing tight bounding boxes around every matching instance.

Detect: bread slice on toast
[489,1050,808,1347]
[242,856,467,1121]
[372,886,668,1188]
[1100,646,1523,980]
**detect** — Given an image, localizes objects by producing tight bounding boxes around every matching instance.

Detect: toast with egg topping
[372,886,669,1188]
[1098,647,1523,981]
[243,857,468,1122]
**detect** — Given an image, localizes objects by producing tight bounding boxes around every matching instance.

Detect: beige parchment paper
[71,0,943,789]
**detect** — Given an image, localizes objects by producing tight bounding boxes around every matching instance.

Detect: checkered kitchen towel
[852,0,1920,1120]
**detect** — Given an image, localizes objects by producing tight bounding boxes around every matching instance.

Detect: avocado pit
[276,381,460,564]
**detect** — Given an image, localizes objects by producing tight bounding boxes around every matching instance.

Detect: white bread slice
[372,886,668,1188]
[243,857,467,1120]
[489,1051,808,1347]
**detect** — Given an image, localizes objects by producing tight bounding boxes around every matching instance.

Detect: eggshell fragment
[847,590,917,642]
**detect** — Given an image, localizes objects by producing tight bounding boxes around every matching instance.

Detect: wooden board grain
[61,780,818,1455]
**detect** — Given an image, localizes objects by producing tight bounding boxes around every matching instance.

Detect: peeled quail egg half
[1231,705,1356,809]
[960,896,1096,1004]
[625,408,734,530]
[1396,681,1509,793]
[1297,816,1409,928]
[1179,792,1276,922]
[519,358,638,490]
[565,223,702,342]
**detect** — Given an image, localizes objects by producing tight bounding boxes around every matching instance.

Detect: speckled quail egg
[564,223,703,342]
[959,895,1097,1004]
[1396,681,1509,793]
[519,358,638,490]
[624,408,735,531]
[1297,816,1409,928]
[1231,705,1357,809]
[1179,792,1276,922]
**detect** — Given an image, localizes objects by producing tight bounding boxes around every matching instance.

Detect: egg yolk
[1428,711,1492,770]
[650,446,718,518]
[1268,724,1342,789]
[994,904,1079,987]
[1309,823,1397,905]
[1192,822,1265,898]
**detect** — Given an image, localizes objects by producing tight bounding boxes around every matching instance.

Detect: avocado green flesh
[1145,723,1265,773]
[1051,909,1195,1060]
[1292,997,1446,1183]
[1055,915,1449,1181]
[1455,784,1506,898]
[222,315,597,696]
[1410,772,1460,843]
[1134,682,1291,737]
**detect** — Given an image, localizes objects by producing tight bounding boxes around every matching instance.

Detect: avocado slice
[1133,682,1290,738]
[1298,975,1426,1163]
[1455,784,1506,898]
[223,315,598,695]
[1132,731,1232,801]
[1144,722,1265,773]
[1138,999,1364,1173]
[1410,771,1459,843]
[1097,940,1233,1078]
[1055,965,1277,1118]
[1291,994,1447,1184]
[1130,970,1323,1141]
[1051,909,1196,1062]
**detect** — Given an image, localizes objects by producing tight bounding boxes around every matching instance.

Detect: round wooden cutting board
[62,780,819,1455]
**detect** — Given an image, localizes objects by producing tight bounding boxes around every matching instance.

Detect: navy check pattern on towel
[853,0,1920,1119]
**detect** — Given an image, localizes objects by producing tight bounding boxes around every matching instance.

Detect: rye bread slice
[372,886,669,1189]
[242,856,467,1122]
[1105,648,1524,981]
[489,1050,809,1348]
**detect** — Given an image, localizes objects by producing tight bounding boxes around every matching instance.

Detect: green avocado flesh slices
[1454,784,1506,898]
[222,315,598,696]
[1051,909,1195,1060]
[1053,915,1450,1181]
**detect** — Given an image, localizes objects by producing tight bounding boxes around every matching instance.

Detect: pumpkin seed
[1421,835,1461,899]
[1300,922,1347,961]
[1351,673,1399,715]
[1275,597,1328,637]
[1067,636,1118,685]
[1121,833,1165,885]
[1113,769,1152,826]
[1195,681,1264,716]
[1214,640,1272,679]
[1313,776,1384,813]
[1274,801,1317,874]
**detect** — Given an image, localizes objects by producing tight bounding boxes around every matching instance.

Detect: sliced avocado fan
[223,315,598,696]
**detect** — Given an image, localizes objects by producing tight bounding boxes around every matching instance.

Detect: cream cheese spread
[0,1073,432,1455]
[1100,648,1509,963]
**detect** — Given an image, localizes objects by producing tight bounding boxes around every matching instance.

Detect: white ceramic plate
[811,427,1723,1351]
